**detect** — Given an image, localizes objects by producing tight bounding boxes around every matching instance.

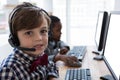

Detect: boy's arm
[47,61,59,79]
[0,67,17,79]
[59,41,70,54]
[45,48,58,61]
[59,41,70,50]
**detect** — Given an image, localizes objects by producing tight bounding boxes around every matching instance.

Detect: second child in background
[46,15,81,67]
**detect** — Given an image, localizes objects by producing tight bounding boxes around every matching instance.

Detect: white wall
[0,43,13,63]
[114,0,120,11]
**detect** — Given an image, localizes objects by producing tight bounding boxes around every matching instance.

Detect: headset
[8,3,50,51]
[8,7,22,48]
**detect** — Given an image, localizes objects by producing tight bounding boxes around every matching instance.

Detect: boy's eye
[41,30,48,34]
[25,31,33,35]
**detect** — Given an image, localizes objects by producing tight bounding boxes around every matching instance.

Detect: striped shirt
[0,48,59,80]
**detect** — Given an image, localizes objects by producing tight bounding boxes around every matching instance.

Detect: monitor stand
[92,50,101,55]
[100,74,114,80]
[93,54,103,60]
[93,50,103,61]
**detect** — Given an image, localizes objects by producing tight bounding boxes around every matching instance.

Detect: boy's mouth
[34,44,44,50]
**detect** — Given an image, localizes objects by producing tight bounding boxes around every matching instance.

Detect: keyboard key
[86,69,91,76]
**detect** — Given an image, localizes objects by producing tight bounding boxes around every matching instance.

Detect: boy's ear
[8,34,20,47]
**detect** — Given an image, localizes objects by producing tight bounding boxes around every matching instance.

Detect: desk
[56,46,111,80]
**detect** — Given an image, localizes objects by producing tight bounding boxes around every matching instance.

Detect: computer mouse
[66,61,82,67]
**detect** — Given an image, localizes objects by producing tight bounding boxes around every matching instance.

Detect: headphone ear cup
[8,34,19,47]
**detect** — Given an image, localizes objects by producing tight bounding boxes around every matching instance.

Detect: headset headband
[9,6,49,37]
[8,3,50,47]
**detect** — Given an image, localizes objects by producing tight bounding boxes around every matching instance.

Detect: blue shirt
[0,48,59,80]
[46,40,70,61]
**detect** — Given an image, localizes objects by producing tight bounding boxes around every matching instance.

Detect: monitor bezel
[94,11,108,51]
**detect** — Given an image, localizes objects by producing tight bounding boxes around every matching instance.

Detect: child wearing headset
[46,15,81,67]
[0,2,58,80]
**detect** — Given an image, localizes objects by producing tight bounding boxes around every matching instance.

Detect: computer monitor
[92,11,108,55]
[101,11,120,80]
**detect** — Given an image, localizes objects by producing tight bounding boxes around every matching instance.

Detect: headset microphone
[8,36,36,52]
[16,46,36,51]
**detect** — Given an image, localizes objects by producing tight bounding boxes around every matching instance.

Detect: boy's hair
[8,2,51,47]
[49,15,60,29]
[49,15,60,41]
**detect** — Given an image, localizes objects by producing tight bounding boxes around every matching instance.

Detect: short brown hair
[9,2,51,38]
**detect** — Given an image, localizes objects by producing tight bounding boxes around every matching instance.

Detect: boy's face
[17,17,48,56]
[52,21,62,41]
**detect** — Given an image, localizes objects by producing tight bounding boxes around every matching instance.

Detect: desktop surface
[56,46,111,80]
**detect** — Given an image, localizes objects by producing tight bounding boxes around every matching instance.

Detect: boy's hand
[60,48,69,55]
[61,55,81,67]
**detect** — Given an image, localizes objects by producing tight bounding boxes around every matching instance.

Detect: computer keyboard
[67,46,87,61]
[65,68,91,80]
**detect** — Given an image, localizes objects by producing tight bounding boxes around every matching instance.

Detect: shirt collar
[13,48,37,63]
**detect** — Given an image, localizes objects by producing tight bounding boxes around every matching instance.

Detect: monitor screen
[94,11,108,52]
[103,11,120,80]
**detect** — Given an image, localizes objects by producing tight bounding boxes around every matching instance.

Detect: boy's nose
[35,33,42,40]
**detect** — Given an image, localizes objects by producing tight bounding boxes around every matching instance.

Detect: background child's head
[8,2,51,48]
[49,15,62,41]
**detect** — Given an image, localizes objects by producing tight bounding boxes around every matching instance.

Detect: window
[0,0,115,46]
[53,0,114,46]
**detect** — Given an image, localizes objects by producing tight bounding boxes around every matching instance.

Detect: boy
[47,15,81,67]
[0,2,58,80]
